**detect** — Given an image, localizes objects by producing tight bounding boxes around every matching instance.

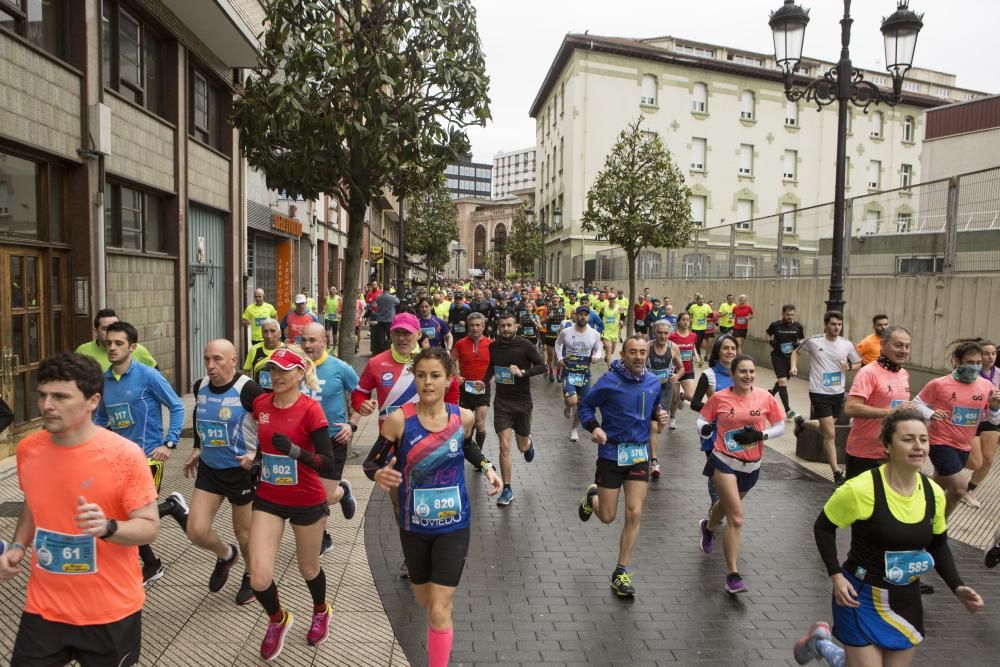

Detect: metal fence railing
[595,165,1000,281]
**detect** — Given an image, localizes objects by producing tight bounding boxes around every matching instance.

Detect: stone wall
[0,34,81,160]
[106,254,178,385]
[187,140,231,211]
[105,95,175,193]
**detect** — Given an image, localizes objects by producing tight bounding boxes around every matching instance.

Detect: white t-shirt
[554,326,603,364]
[796,335,861,395]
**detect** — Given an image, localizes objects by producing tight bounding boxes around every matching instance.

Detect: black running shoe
[987,528,1000,568]
[793,415,806,438]
[610,571,635,598]
[209,544,238,593]
[235,573,256,605]
[142,560,164,588]
[833,471,846,487]
[320,531,334,557]
[339,480,356,520]
[578,484,598,522]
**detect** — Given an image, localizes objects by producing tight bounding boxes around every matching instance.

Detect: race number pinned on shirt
[494,367,515,385]
[261,453,298,486]
[196,420,230,448]
[453,322,466,333]
[106,403,134,430]
[522,326,535,336]
[258,371,272,389]
[736,317,748,325]
[723,428,756,452]
[890,399,906,409]
[617,442,648,466]
[822,371,843,388]
[34,529,97,575]
[567,372,587,387]
[604,316,616,325]
[695,317,706,327]
[952,406,981,426]
[780,342,794,354]
[412,486,461,522]
[464,380,485,395]
[254,317,266,327]
[421,326,436,338]
[680,349,693,361]
[884,549,934,586]
[652,367,671,382]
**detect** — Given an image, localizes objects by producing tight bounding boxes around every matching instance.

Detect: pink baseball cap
[266,347,307,371]
[390,313,420,334]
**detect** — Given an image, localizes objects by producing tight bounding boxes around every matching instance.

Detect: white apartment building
[529,33,987,284]
[492,147,536,199]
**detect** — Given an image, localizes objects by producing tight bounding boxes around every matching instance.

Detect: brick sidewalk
[367,364,1000,666]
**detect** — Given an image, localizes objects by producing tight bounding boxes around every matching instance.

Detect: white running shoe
[669,418,677,430]
[569,428,579,442]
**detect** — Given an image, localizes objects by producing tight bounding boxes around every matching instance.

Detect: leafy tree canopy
[405,178,459,282]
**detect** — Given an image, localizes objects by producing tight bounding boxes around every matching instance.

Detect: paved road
[367,366,1000,666]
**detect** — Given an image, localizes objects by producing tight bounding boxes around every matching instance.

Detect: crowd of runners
[0,279,998,667]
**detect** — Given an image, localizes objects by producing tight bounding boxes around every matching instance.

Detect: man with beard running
[765,304,805,419]
[484,312,546,506]
[555,306,603,443]
[576,335,669,597]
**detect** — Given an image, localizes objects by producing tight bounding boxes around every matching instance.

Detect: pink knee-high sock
[427,626,453,667]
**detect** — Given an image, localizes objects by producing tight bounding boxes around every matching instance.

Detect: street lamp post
[550,208,562,286]
[768,0,923,313]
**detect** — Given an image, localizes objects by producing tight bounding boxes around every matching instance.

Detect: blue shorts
[702,453,760,494]
[832,570,923,650]
[928,444,969,477]
[562,374,591,399]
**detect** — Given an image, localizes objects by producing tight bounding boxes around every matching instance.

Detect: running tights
[814,638,845,667]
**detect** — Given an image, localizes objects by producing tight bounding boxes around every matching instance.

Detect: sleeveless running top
[397,403,470,535]
[647,342,676,385]
[194,375,255,469]
[845,468,934,586]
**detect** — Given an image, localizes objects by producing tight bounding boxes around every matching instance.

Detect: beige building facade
[529,33,986,284]
[452,198,520,279]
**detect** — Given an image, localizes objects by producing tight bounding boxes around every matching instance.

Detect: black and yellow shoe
[610,571,635,598]
[578,484,597,522]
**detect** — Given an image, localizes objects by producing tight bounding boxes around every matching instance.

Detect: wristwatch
[101,519,118,541]
[163,441,177,450]
[349,422,358,433]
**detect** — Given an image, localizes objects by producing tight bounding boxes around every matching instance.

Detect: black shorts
[977,421,1000,435]
[399,527,470,587]
[680,371,696,382]
[493,398,532,436]
[845,454,884,480]
[809,392,845,420]
[194,460,256,506]
[325,319,340,338]
[148,459,164,494]
[732,328,748,338]
[544,337,557,348]
[719,326,732,334]
[13,611,141,667]
[771,351,792,379]
[459,386,491,410]
[595,457,650,488]
[929,445,969,477]
[694,330,708,347]
[252,497,329,526]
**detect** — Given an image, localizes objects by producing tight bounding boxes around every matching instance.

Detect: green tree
[581,117,693,334]
[505,208,542,277]
[233,0,490,362]
[405,179,459,284]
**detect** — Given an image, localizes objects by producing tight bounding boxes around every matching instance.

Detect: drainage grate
[0,502,23,518]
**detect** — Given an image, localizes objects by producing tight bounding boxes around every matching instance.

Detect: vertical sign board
[276,241,292,319]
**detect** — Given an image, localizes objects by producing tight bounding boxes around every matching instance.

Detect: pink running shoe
[307,603,332,646]
[260,611,293,661]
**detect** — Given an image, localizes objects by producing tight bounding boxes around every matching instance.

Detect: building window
[903,116,914,142]
[780,257,800,276]
[102,1,164,115]
[104,183,164,253]
[476,168,491,179]
[730,53,763,67]
[897,256,943,274]
[870,111,883,138]
[692,82,708,113]
[896,212,912,233]
[675,44,714,58]
[690,195,706,227]
[473,225,486,268]
[785,100,798,126]
[682,253,710,279]
[691,138,706,171]
[559,138,564,172]
[783,150,797,180]
[560,81,565,115]
[190,64,227,151]
[734,255,757,278]
[736,199,753,229]
[640,74,657,106]
[740,91,755,120]
[0,0,67,60]
[900,163,912,188]
[0,151,66,242]
[739,144,753,176]
[459,165,474,178]
[781,203,796,234]
[869,160,881,189]
[445,164,458,175]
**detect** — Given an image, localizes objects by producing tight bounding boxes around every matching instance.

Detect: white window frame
[640,74,657,106]
[870,111,883,138]
[740,91,755,120]
[900,163,912,188]
[783,150,797,180]
[869,160,881,189]
[738,144,753,176]
[690,195,706,227]
[736,199,753,229]
[690,138,706,171]
[896,212,912,233]
[781,203,796,234]
[692,82,707,113]
[734,255,757,278]
[903,116,914,142]
[785,100,798,126]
